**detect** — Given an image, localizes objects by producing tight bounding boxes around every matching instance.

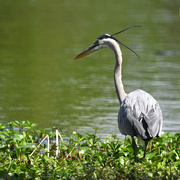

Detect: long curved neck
[109,41,127,105]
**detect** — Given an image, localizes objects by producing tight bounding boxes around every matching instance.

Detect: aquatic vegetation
[0,121,180,179]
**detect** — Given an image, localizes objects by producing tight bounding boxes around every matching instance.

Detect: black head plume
[110,26,141,58]
[111,26,141,37]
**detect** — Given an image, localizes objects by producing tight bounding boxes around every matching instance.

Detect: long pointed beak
[73,44,97,60]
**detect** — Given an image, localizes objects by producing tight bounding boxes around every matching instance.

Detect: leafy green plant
[0,121,180,179]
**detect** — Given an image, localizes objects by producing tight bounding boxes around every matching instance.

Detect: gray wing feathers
[118,89,163,139]
[144,103,163,137]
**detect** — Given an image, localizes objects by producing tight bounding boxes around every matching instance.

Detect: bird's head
[73,26,140,60]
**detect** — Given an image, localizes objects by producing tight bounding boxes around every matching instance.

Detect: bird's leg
[143,141,149,159]
[131,136,137,162]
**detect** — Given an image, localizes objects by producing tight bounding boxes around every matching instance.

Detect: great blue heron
[73,26,163,162]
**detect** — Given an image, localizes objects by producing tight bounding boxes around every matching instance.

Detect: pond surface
[0,1,180,138]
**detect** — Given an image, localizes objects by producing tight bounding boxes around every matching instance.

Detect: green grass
[0,121,180,179]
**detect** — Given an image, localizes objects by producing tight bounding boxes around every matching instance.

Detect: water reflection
[156,49,180,56]
[0,1,179,138]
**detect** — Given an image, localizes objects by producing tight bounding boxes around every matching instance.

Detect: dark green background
[0,0,180,138]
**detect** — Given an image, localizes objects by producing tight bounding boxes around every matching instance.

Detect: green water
[0,1,180,138]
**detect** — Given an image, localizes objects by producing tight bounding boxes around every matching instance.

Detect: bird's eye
[94,40,99,45]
